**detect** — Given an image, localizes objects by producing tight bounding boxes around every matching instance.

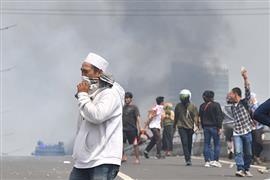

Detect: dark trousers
[178,127,194,162]
[69,164,119,180]
[252,129,264,157]
[145,128,162,155]
[162,125,174,151]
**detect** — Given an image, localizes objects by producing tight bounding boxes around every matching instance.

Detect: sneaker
[211,161,222,168]
[235,170,246,177]
[245,171,253,177]
[143,151,149,159]
[204,162,211,168]
[155,154,161,159]
[186,161,192,166]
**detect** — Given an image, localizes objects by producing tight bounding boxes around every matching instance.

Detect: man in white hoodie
[69,52,125,180]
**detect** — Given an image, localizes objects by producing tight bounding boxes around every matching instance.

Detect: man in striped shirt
[229,68,255,177]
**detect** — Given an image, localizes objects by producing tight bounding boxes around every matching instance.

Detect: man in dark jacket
[199,90,223,168]
[254,100,270,175]
[254,98,270,127]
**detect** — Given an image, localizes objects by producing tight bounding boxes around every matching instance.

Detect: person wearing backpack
[229,68,255,177]
[199,90,223,168]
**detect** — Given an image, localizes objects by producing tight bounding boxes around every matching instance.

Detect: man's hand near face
[77,81,89,93]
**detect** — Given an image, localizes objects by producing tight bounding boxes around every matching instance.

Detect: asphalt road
[118,156,270,180]
[1,156,269,180]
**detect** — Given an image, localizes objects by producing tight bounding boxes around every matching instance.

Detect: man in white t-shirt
[143,96,164,159]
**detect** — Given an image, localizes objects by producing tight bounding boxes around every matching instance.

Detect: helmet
[179,89,192,101]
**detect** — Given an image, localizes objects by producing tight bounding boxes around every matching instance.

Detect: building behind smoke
[168,61,229,107]
[212,67,229,106]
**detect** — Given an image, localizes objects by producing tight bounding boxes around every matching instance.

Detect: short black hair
[232,87,242,97]
[125,92,133,98]
[203,90,215,99]
[156,96,164,105]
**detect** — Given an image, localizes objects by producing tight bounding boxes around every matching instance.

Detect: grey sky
[1,1,269,155]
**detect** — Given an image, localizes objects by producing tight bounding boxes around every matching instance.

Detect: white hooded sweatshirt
[72,82,125,168]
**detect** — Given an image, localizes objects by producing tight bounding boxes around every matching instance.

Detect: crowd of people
[122,66,270,178]
[68,52,270,180]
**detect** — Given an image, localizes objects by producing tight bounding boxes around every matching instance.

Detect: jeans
[145,128,162,156]
[252,128,264,157]
[69,164,119,180]
[178,127,194,162]
[162,125,174,151]
[203,127,221,162]
[234,132,253,171]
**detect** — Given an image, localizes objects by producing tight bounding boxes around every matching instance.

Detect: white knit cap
[83,52,109,72]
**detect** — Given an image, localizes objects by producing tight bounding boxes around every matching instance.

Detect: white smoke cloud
[3,0,268,155]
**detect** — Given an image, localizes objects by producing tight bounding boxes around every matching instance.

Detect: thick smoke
[2,1,231,155]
